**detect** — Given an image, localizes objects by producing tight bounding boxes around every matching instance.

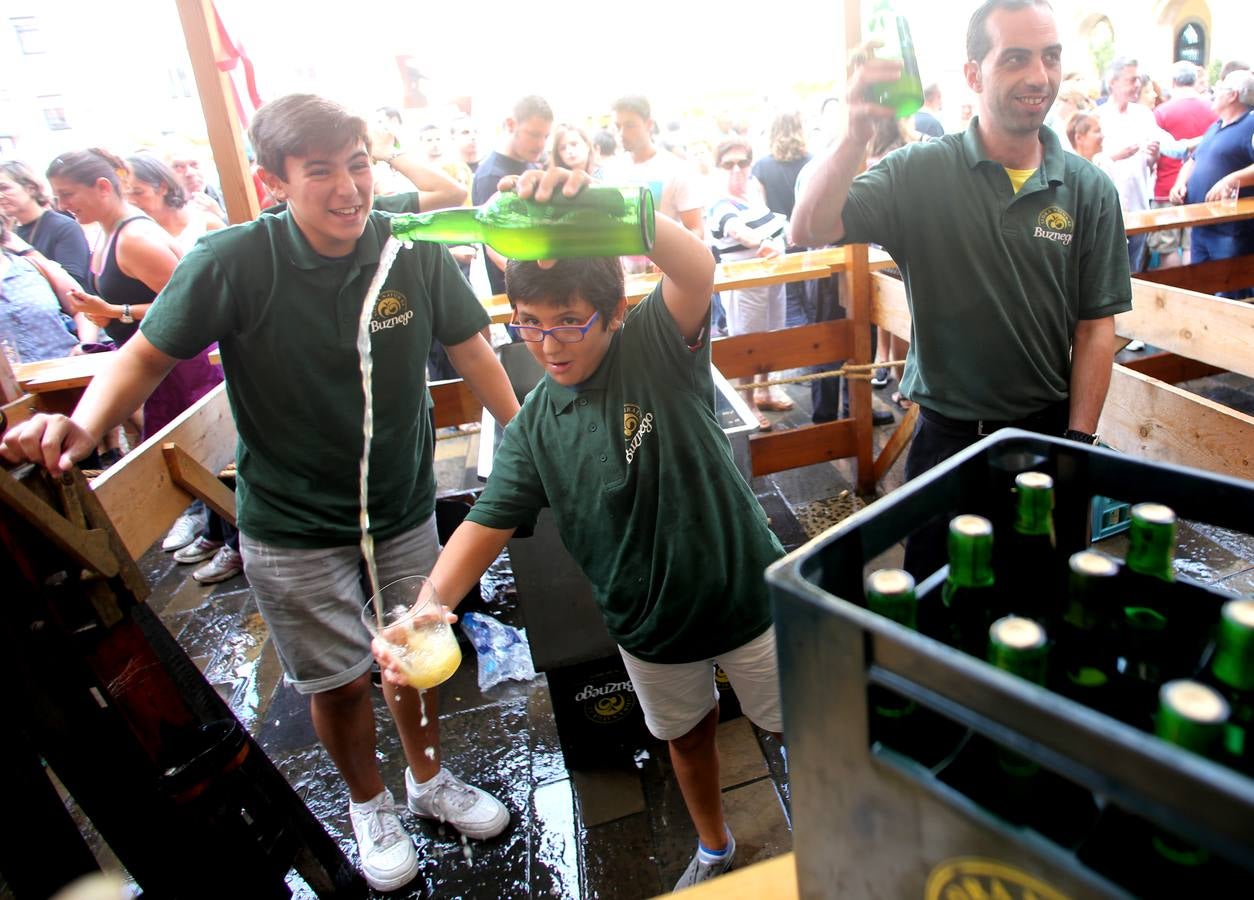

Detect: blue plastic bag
[459,611,537,692]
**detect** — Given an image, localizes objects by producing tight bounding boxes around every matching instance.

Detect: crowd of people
[1,0,1251,894]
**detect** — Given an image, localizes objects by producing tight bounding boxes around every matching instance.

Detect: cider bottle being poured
[389,184,655,260]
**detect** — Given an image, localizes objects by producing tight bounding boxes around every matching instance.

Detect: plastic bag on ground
[459,611,537,692]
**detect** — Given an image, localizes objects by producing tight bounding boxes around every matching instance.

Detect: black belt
[918,400,1068,437]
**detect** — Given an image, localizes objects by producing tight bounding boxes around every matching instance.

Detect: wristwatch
[1063,428,1098,445]
[119,304,134,324]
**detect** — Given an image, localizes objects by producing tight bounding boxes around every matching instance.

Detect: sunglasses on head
[719,158,751,171]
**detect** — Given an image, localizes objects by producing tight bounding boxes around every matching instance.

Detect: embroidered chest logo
[1033,206,1074,245]
[371,290,414,333]
[623,402,655,465]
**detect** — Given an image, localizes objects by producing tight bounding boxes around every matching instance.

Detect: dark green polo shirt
[842,120,1132,421]
[466,287,782,664]
[141,196,489,547]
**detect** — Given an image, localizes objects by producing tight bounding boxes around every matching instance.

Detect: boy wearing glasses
[376,167,785,891]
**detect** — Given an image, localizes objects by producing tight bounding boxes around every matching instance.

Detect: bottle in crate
[939,515,1005,656]
[1080,680,1243,893]
[864,569,966,769]
[1053,550,1123,717]
[1199,599,1254,776]
[1114,502,1178,727]
[998,472,1059,626]
[936,616,1099,849]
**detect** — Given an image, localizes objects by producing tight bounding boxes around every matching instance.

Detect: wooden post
[845,243,875,494]
[175,0,259,224]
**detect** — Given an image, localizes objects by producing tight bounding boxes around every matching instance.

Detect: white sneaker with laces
[348,789,418,892]
[162,512,205,552]
[406,767,509,840]
[173,536,222,565]
[193,546,244,584]
[674,828,736,891]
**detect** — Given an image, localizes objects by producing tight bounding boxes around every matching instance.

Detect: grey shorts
[240,516,440,694]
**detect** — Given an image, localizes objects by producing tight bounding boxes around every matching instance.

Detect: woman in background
[550,124,600,178]
[125,155,225,252]
[0,160,91,287]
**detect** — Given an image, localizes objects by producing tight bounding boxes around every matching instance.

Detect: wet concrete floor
[21,341,1254,900]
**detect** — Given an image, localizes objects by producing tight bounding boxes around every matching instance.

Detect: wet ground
[17,341,1254,900]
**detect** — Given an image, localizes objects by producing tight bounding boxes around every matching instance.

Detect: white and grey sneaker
[348,789,418,892]
[173,536,222,564]
[406,767,509,840]
[193,546,243,584]
[162,512,205,552]
[674,829,736,891]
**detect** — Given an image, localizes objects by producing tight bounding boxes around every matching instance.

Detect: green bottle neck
[1155,681,1227,755]
[948,535,994,589]
[1013,481,1054,537]
[1126,506,1175,581]
[1212,601,1254,691]
[390,208,483,245]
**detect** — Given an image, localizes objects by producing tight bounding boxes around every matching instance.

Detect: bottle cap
[1212,599,1254,691]
[948,515,994,589]
[1156,680,1228,755]
[1127,502,1176,581]
[865,568,917,628]
[1064,551,1120,630]
[988,616,1048,684]
[1013,472,1054,537]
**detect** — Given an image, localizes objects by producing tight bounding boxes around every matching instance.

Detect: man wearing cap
[1170,69,1254,299]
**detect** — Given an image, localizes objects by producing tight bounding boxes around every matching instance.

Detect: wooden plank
[870,272,912,336]
[430,378,484,429]
[1098,365,1254,481]
[1134,253,1254,296]
[162,443,237,525]
[1,394,38,432]
[658,852,796,899]
[93,384,237,560]
[174,0,259,224]
[873,402,920,483]
[1121,352,1225,385]
[711,321,855,380]
[1123,196,1254,235]
[14,352,113,394]
[1118,281,1254,378]
[750,419,859,477]
[0,466,119,577]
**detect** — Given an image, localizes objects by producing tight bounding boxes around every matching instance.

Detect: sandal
[891,391,913,410]
[752,408,773,431]
[754,389,795,412]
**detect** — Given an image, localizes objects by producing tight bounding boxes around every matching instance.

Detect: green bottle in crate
[1201,599,1254,775]
[937,616,1099,848]
[865,569,966,769]
[1115,502,1179,726]
[1001,472,1058,625]
[1081,680,1237,893]
[941,515,1003,656]
[1122,502,1177,608]
[1054,550,1122,716]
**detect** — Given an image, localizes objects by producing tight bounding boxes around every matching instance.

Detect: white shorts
[240,516,440,694]
[618,626,783,741]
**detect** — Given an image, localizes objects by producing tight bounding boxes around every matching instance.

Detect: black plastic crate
[767,430,1254,898]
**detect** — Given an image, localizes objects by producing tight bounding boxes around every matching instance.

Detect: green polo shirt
[466,287,782,664]
[141,196,489,547]
[842,121,1132,421]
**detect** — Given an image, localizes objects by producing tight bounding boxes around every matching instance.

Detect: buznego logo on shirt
[624,402,654,465]
[371,290,414,332]
[1033,206,1074,246]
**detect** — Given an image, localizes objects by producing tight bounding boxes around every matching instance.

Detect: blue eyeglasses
[507,311,601,344]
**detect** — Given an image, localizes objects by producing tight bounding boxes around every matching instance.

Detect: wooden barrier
[1135,253,1254,296]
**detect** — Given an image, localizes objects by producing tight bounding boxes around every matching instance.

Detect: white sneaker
[406,767,509,840]
[1124,340,1146,352]
[674,829,737,890]
[173,536,222,565]
[348,789,418,892]
[193,546,243,584]
[162,512,205,551]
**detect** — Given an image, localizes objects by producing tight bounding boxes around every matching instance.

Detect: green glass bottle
[1123,502,1177,604]
[1204,599,1254,776]
[866,569,966,769]
[1002,472,1058,624]
[1116,502,1178,726]
[1150,680,1230,868]
[863,1,925,118]
[942,515,1001,656]
[938,616,1098,848]
[1054,550,1122,716]
[389,185,655,260]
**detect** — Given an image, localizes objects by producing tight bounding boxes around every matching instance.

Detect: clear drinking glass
[362,575,462,690]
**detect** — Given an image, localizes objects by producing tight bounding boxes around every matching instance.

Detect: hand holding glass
[364,576,462,690]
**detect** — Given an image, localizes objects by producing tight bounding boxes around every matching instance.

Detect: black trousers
[901,400,1071,579]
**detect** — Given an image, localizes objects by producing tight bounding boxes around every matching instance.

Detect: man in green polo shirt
[1,94,520,892]
[374,167,785,890]
[792,0,1132,576]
